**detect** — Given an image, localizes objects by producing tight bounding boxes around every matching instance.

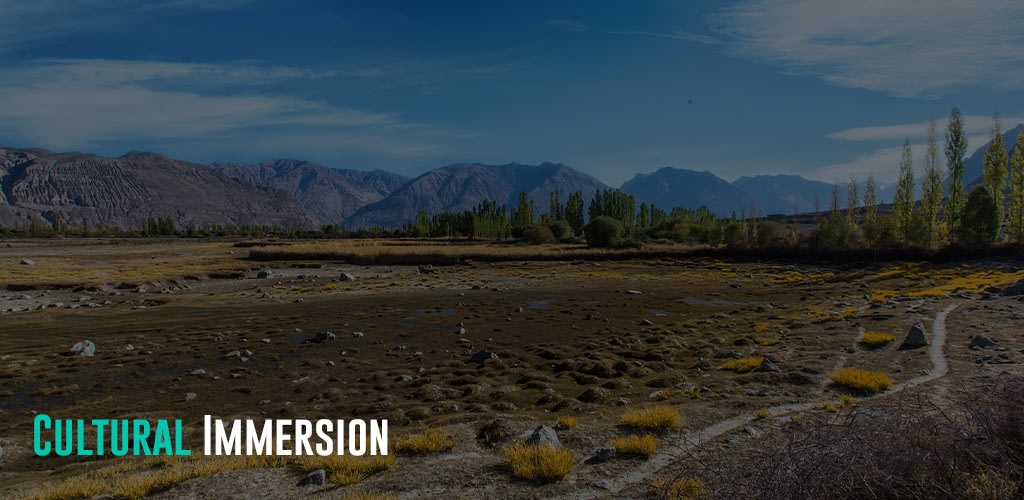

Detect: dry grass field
[0,238,1022,498]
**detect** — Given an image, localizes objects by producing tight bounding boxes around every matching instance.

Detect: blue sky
[0,0,1022,186]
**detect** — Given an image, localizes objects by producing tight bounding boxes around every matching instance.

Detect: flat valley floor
[1,239,1022,498]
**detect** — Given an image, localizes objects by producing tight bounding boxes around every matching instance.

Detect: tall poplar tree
[863,175,878,227]
[981,113,1008,235]
[921,119,944,246]
[945,107,968,239]
[846,176,859,226]
[1009,128,1024,242]
[894,139,915,242]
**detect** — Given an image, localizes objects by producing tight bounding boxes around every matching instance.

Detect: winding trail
[569,302,960,499]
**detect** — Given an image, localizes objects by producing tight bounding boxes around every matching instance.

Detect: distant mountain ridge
[344,162,609,229]
[0,147,317,230]
[620,167,751,217]
[210,160,409,225]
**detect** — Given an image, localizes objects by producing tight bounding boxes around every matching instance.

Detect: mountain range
[0,126,1017,231]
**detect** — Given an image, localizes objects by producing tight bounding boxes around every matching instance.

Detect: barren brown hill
[0,148,319,231]
[210,159,409,225]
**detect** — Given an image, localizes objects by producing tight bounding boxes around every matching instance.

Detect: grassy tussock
[393,427,455,454]
[651,475,709,499]
[719,357,764,373]
[754,408,771,419]
[504,443,574,481]
[295,454,395,486]
[754,336,780,346]
[621,406,681,432]
[18,453,392,499]
[610,435,658,457]
[555,415,578,430]
[859,331,896,347]
[830,368,892,393]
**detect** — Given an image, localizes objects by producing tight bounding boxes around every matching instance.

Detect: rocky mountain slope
[620,167,752,217]
[344,162,609,228]
[0,147,318,230]
[210,160,408,225]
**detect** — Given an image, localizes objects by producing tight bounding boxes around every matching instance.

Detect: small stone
[899,322,930,350]
[124,344,135,351]
[625,290,642,295]
[969,335,997,349]
[261,338,271,344]
[455,326,466,335]
[315,331,336,343]
[257,270,272,279]
[352,331,364,338]
[339,272,357,282]
[593,446,616,461]
[527,425,560,448]
[641,318,654,326]
[185,392,197,401]
[396,374,414,382]
[225,350,241,358]
[190,369,206,376]
[470,350,498,363]
[593,479,613,490]
[298,468,327,486]
[20,258,34,265]
[69,340,96,356]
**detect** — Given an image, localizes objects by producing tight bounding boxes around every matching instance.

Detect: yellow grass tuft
[719,357,764,373]
[754,408,771,419]
[621,405,681,432]
[651,475,709,499]
[830,368,892,393]
[295,454,395,486]
[393,427,455,454]
[504,442,574,481]
[823,402,839,413]
[555,415,578,430]
[610,434,658,457]
[754,336,780,346]
[839,393,857,406]
[859,331,896,347]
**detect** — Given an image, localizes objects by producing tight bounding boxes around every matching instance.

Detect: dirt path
[569,301,961,499]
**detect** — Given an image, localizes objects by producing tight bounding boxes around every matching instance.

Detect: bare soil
[0,239,1021,499]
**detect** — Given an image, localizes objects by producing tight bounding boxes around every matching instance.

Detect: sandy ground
[0,239,1021,498]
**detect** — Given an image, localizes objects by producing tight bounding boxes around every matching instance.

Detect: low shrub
[859,331,896,347]
[829,368,892,393]
[505,443,574,481]
[719,357,764,373]
[610,434,658,457]
[621,406,681,432]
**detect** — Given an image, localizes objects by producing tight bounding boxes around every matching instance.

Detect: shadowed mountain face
[344,162,609,228]
[210,160,409,225]
[620,167,751,217]
[0,148,318,230]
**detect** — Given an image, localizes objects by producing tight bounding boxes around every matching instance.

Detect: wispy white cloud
[812,132,993,183]
[0,58,463,160]
[710,0,1024,98]
[611,30,724,45]
[828,115,1024,142]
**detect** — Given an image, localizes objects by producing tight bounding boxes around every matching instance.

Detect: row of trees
[824,107,1024,249]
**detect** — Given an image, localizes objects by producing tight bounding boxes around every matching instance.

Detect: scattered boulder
[418,264,434,274]
[339,272,357,282]
[298,468,327,486]
[256,270,272,279]
[314,331,336,343]
[470,350,498,363]
[185,392,197,401]
[640,318,654,326]
[68,340,96,356]
[969,335,997,349]
[20,258,34,266]
[758,359,780,372]
[898,322,930,350]
[527,425,560,448]
[593,446,616,462]
[190,369,206,376]
[395,374,414,382]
